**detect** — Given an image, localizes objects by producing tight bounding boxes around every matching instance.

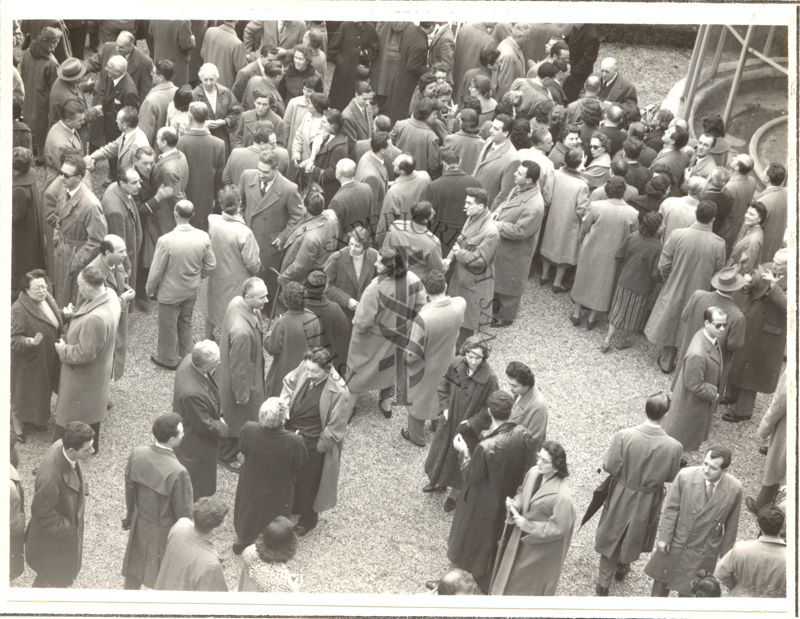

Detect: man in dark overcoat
[594,393,682,595]
[89,54,140,152]
[173,340,228,498]
[386,22,432,123]
[562,23,599,102]
[328,159,372,247]
[26,422,94,587]
[233,398,308,553]
[217,279,268,470]
[452,23,495,102]
[149,20,196,87]
[645,446,742,596]
[101,167,143,291]
[428,147,482,256]
[447,391,534,592]
[329,25,379,112]
[121,413,193,589]
[85,30,153,101]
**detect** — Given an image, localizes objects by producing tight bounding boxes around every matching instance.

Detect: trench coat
[84,254,130,381]
[473,139,518,209]
[280,363,351,512]
[406,296,466,420]
[324,247,378,326]
[727,225,763,274]
[490,468,575,595]
[219,297,266,439]
[386,24,428,123]
[177,128,226,231]
[42,115,86,191]
[390,118,441,179]
[494,36,525,100]
[540,167,591,266]
[25,440,86,586]
[757,185,787,263]
[10,291,63,426]
[644,223,726,347]
[54,288,120,427]
[644,466,742,595]
[305,296,353,379]
[50,183,108,307]
[264,309,323,398]
[355,151,390,227]
[663,329,723,451]
[427,167,482,256]
[150,20,195,86]
[192,84,241,155]
[345,272,426,394]
[728,274,786,394]
[571,198,638,313]
[12,170,45,295]
[447,208,499,332]
[452,23,495,101]
[205,213,261,329]
[328,22,379,111]
[448,423,535,583]
[19,41,59,155]
[375,171,431,244]
[371,22,408,97]
[139,82,178,145]
[173,355,228,498]
[234,423,308,545]
[122,445,193,588]
[757,371,786,487]
[493,184,544,298]
[715,537,786,597]
[722,173,757,251]
[509,386,548,452]
[594,424,682,564]
[101,182,142,292]
[199,23,247,88]
[424,357,499,490]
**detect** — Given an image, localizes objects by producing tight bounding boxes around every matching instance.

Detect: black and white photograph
[2,1,796,616]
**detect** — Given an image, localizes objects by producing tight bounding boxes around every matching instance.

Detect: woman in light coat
[727,201,765,273]
[581,131,612,190]
[490,440,575,595]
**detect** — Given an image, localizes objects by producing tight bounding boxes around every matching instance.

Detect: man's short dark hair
[63,421,94,451]
[119,106,139,128]
[134,145,155,161]
[610,158,629,178]
[410,200,433,224]
[80,265,106,288]
[218,185,241,214]
[478,47,500,68]
[537,61,558,80]
[371,131,389,153]
[423,270,446,296]
[494,113,513,133]
[304,189,325,216]
[487,390,514,421]
[704,446,732,469]
[303,75,323,91]
[61,99,84,121]
[158,126,179,147]
[152,412,183,443]
[645,391,671,421]
[188,101,209,123]
[605,176,627,199]
[413,97,435,121]
[355,80,373,96]
[465,187,488,206]
[766,163,786,186]
[258,150,280,168]
[695,199,717,224]
[550,40,569,58]
[252,126,275,144]
[440,147,460,166]
[155,58,175,81]
[505,361,534,388]
[193,497,229,534]
[757,505,785,536]
[519,160,541,183]
[303,345,334,371]
[670,125,689,150]
[564,147,583,170]
[622,138,643,160]
[396,154,416,175]
[325,108,344,133]
[62,152,87,178]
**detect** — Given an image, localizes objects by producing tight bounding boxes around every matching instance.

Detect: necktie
[260,180,267,196]
[705,482,714,503]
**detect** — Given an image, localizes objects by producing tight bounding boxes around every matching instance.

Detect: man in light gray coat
[147,200,216,369]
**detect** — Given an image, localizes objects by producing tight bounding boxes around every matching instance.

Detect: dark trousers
[651,579,670,597]
[219,436,240,463]
[157,295,196,366]
[33,572,75,588]
[293,439,324,527]
[757,483,780,510]
[53,422,100,453]
[493,292,521,322]
[124,574,142,590]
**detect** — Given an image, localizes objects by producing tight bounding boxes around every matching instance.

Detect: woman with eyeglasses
[490,440,575,595]
[581,131,612,190]
[10,270,66,442]
[424,336,500,513]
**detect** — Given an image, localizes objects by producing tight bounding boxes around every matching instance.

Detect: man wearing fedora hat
[673,266,746,394]
[49,57,100,151]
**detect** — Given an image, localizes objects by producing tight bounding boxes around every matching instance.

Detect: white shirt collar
[62,447,77,468]
[112,75,124,87]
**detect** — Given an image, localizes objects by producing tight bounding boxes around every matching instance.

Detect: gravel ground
[10,40,774,599]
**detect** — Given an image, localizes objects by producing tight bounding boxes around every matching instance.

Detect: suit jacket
[219,296,265,437]
[192,84,241,154]
[25,440,86,585]
[427,167,483,255]
[146,223,217,304]
[150,20,195,86]
[43,121,84,188]
[646,466,742,595]
[509,385,548,452]
[173,356,227,498]
[391,118,441,179]
[281,363,351,512]
[140,149,190,266]
[222,145,262,187]
[323,247,379,319]
[101,181,142,290]
[279,214,336,284]
[177,128,226,230]
[91,72,139,146]
[355,150,390,224]
[428,26,455,80]
[328,180,372,244]
[598,73,638,107]
[495,36,525,99]
[341,98,373,145]
[231,108,286,149]
[93,127,150,173]
[139,82,178,145]
[86,43,153,101]
[243,20,306,55]
[473,139,518,208]
[199,23,247,88]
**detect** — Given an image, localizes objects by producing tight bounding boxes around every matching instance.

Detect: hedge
[598,24,698,48]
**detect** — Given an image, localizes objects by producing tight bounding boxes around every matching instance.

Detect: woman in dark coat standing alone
[424,336,500,511]
[327,22,378,111]
[233,398,308,554]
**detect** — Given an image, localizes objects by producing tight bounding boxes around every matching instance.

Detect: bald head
[732,153,755,174]
[605,105,623,125]
[686,176,708,198]
[584,75,601,94]
[174,199,194,221]
[191,340,220,371]
[115,31,136,54]
[106,55,128,79]
[336,158,356,180]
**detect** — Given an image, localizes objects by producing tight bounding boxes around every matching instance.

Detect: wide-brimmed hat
[57,57,86,82]
[711,266,746,292]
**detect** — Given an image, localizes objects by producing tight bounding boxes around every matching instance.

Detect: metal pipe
[763,25,776,58]
[683,25,705,99]
[685,25,712,119]
[723,25,754,126]
[709,26,728,78]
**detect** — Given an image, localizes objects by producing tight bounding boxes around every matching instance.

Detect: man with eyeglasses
[662,306,727,452]
[49,153,108,307]
[593,392,682,596]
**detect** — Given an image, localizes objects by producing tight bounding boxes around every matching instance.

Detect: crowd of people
[9,19,788,598]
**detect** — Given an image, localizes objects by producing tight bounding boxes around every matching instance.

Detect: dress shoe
[721,412,750,423]
[443,497,456,513]
[552,284,568,294]
[294,522,317,537]
[425,579,439,590]
[538,275,551,286]
[422,483,446,493]
[15,433,26,444]
[150,354,178,370]
[106,401,113,410]
[134,299,151,314]
[379,399,393,418]
[220,459,241,473]
[569,314,581,327]
[232,542,247,555]
[401,428,424,447]
[758,445,769,456]
[744,496,759,516]
[599,342,611,353]
[491,318,513,328]
[614,339,633,350]
[657,354,675,374]
[585,319,597,331]
[595,585,609,596]
[614,564,630,581]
